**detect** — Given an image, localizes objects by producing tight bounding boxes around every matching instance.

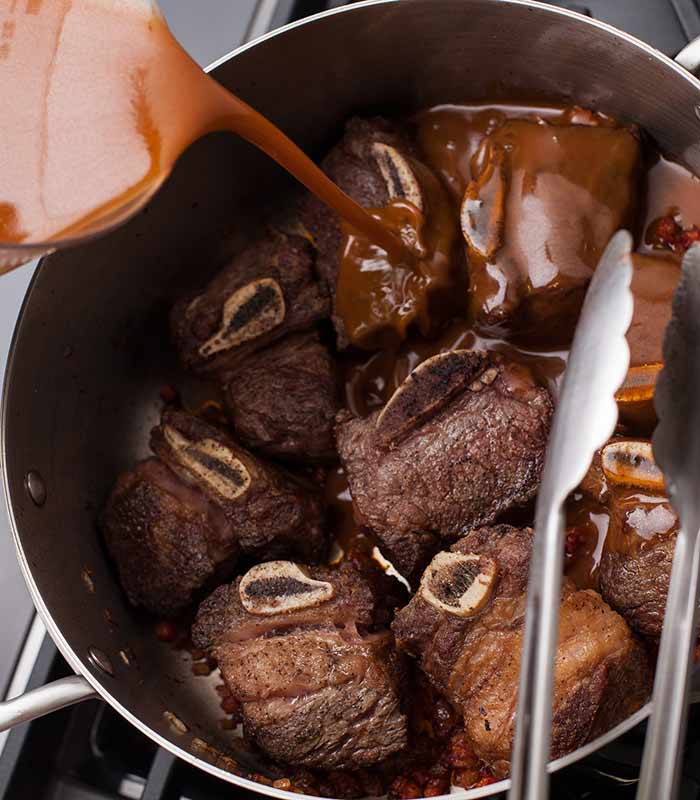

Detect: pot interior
[4,0,700,796]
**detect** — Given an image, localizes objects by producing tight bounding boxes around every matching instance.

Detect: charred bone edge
[0,675,97,732]
[239,561,335,615]
[375,350,494,446]
[163,425,252,500]
[195,277,286,359]
[419,551,496,617]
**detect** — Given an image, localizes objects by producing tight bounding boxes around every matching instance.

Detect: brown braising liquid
[566,439,678,588]
[565,486,677,590]
[324,465,380,560]
[334,102,700,590]
[336,190,457,350]
[0,0,402,258]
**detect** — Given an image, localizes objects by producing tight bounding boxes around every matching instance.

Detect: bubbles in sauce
[624,503,676,541]
[604,491,678,560]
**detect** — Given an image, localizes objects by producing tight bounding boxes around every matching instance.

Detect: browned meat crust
[392,526,651,776]
[102,410,327,616]
[102,458,234,616]
[336,351,553,583]
[170,230,328,376]
[192,560,408,770]
[599,539,675,638]
[223,331,338,462]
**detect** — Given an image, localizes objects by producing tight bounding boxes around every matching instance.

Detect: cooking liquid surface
[331,102,700,590]
[0,0,401,258]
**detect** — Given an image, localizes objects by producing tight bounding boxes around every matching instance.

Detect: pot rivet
[695,105,700,122]
[25,471,46,507]
[87,647,114,677]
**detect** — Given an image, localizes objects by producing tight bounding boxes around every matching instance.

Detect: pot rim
[4,0,697,797]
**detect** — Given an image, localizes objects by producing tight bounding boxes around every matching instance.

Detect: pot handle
[676,37,700,75]
[0,675,97,732]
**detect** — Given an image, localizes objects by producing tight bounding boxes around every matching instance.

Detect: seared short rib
[336,350,553,583]
[192,559,408,770]
[224,331,337,462]
[392,525,651,776]
[102,410,326,616]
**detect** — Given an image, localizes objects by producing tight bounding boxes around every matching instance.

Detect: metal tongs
[636,245,700,800]
[508,230,635,800]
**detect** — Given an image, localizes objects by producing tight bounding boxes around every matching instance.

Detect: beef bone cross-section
[171,229,328,376]
[299,116,458,349]
[336,350,553,584]
[392,526,651,776]
[572,438,679,638]
[192,559,408,770]
[102,410,327,616]
[461,118,641,340]
[150,409,326,559]
[223,330,338,462]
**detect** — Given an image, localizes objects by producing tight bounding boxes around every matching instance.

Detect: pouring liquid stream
[0,0,404,264]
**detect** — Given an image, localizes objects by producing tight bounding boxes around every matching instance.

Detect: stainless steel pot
[2,1,700,797]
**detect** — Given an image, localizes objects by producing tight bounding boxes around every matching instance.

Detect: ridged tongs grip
[636,244,700,800]
[508,230,635,800]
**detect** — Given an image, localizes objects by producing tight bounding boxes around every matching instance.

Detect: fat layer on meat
[192,559,408,770]
[392,525,651,775]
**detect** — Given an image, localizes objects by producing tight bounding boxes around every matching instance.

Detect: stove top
[1,1,699,798]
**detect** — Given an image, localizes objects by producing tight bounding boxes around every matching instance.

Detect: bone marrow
[239,561,334,615]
